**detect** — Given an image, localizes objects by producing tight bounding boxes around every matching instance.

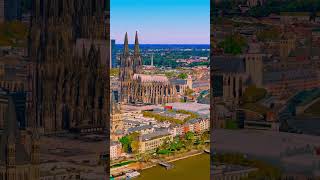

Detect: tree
[165,71,176,78]
[178,73,188,79]
[184,139,194,151]
[200,132,210,145]
[131,140,140,154]
[119,132,140,153]
[160,137,172,150]
[218,34,247,55]
[242,85,267,103]
[185,131,195,141]
[110,68,119,77]
[119,136,132,153]
[141,153,152,162]
[184,87,194,97]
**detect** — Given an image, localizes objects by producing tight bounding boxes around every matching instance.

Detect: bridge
[296,96,320,115]
[278,88,320,133]
[158,161,174,170]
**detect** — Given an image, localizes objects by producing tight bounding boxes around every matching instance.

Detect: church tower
[29,0,108,133]
[119,33,133,103]
[187,75,193,89]
[110,91,123,141]
[133,31,143,74]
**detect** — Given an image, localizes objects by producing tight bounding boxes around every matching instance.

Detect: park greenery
[143,54,180,68]
[110,160,137,168]
[178,73,188,79]
[0,21,28,47]
[187,61,210,67]
[155,131,210,156]
[164,71,177,78]
[142,49,209,68]
[174,109,199,122]
[142,109,199,125]
[110,68,119,77]
[213,153,281,180]
[142,111,184,125]
[218,34,247,55]
[119,131,210,165]
[119,132,140,153]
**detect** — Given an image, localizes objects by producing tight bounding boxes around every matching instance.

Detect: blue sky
[111,0,210,44]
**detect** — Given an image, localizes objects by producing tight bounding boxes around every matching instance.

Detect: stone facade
[119,32,183,105]
[29,0,108,133]
[110,91,123,141]
[0,90,40,180]
[139,131,173,153]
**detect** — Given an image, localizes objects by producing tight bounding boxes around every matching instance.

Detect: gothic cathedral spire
[124,32,129,55]
[133,31,142,74]
[134,31,140,56]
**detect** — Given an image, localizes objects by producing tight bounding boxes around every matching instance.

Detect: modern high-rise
[111,39,117,68]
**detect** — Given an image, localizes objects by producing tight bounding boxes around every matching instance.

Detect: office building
[111,39,117,68]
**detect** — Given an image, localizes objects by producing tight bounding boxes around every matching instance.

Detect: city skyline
[111,0,210,44]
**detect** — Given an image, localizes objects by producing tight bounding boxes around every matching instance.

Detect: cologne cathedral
[29,0,109,133]
[119,32,188,105]
[0,89,40,180]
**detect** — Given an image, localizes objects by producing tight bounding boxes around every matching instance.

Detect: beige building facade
[139,131,173,153]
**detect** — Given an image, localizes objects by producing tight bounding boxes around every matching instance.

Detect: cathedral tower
[133,31,143,74]
[119,33,133,103]
[29,0,108,133]
[0,94,39,180]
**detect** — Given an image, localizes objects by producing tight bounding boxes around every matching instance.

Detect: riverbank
[111,149,209,179]
[138,150,205,171]
[136,153,210,180]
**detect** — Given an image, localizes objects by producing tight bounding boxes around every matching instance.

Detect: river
[136,154,210,180]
